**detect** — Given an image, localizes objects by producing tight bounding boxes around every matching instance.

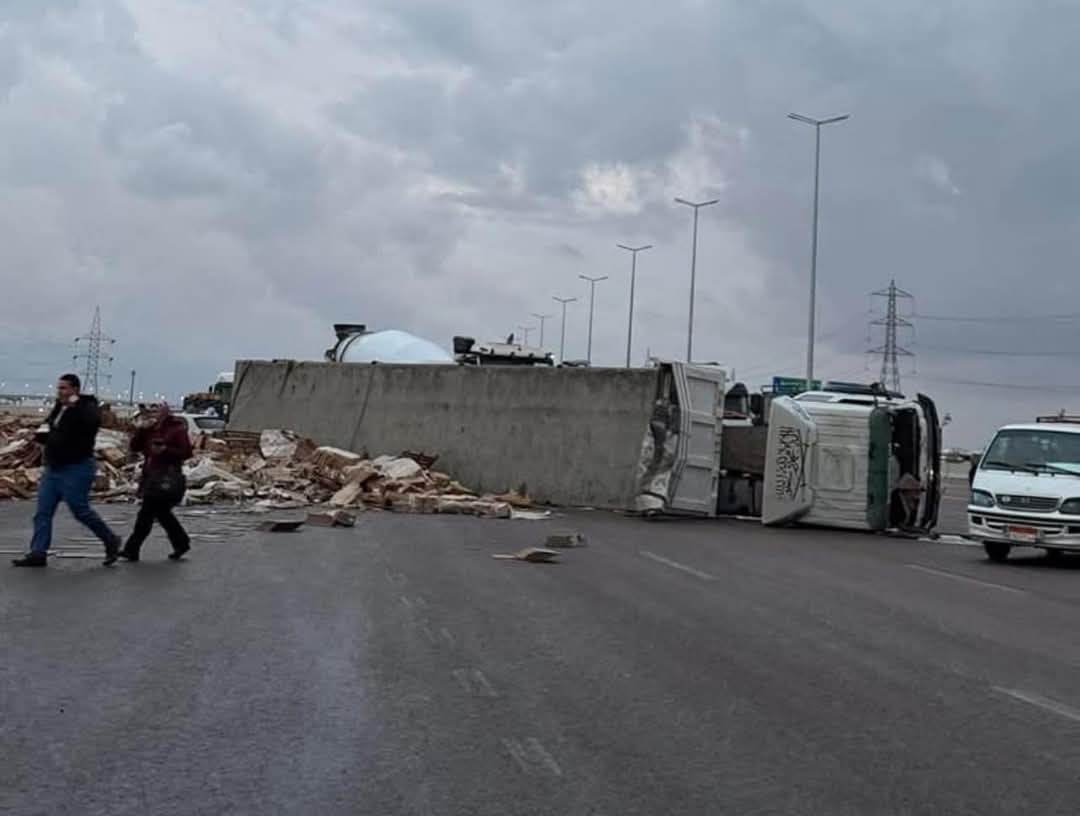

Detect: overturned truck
[227,358,941,532]
[636,364,942,533]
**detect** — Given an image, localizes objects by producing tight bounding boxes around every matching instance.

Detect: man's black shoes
[12,553,47,568]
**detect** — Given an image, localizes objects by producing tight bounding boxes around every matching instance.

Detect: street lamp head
[617,243,654,253]
[788,112,850,126]
[675,197,719,208]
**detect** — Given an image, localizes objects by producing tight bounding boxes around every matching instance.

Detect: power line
[914,374,1080,393]
[917,343,1080,358]
[915,311,1080,323]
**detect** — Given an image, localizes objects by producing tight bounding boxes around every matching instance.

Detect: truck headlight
[1059,498,1080,515]
[971,490,995,508]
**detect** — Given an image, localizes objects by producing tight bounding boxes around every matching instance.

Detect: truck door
[667,363,725,516]
[915,393,943,531]
[762,397,817,525]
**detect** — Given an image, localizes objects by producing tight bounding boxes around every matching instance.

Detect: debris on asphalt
[546,530,586,549]
[492,547,561,563]
[0,413,532,520]
[306,510,357,528]
[328,482,364,508]
[257,519,306,533]
[511,509,553,521]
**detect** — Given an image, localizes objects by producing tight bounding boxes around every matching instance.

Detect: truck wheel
[1045,548,1064,562]
[983,542,1011,563]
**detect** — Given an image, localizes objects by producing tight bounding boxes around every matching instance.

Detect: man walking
[12,374,121,567]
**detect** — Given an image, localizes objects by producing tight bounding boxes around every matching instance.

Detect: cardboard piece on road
[306,510,356,528]
[545,530,586,549]
[511,509,552,521]
[342,462,378,487]
[257,519,305,533]
[329,482,364,508]
[492,547,560,564]
[377,457,424,481]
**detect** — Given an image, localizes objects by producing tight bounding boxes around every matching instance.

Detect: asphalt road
[3,501,1080,815]
[938,475,970,535]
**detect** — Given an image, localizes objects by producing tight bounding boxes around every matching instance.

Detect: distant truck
[322,322,560,367]
[453,336,555,367]
[181,372,233,418]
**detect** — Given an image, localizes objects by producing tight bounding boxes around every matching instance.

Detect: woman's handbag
[142,465,187,504]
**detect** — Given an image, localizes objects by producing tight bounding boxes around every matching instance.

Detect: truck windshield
[981,429,1080,476]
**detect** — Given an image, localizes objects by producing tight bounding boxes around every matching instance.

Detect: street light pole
[578,274,608,365]
[552,296,577,362]
[530,312,553,349]
[617,243,653,368]
[788,111,850,389]
[674,197,719,363]
[516,324,534,346]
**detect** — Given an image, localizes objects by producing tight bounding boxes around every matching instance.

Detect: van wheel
[983,542,1012,563]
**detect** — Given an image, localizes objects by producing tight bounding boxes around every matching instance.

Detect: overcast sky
[1,1,1078,447]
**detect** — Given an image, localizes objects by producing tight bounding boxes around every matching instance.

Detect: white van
[969,416,1080,562]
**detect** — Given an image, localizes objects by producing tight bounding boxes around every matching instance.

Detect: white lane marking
[501,738,563,777]
[993,687,1080,724]
[419,625,437,644]
[399,595,414,609]
[920,534,981,547]
[440,627,456,646]
[452,669,499,697]
[641,550,716,581]
[905,564,1027,595]
[501,738,530,773]
[525,738,563,777]
[471,670,498,698]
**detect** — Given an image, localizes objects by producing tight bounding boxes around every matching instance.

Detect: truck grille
[996,494,1060,512]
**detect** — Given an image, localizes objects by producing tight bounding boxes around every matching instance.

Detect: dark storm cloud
[0,0,1079,445]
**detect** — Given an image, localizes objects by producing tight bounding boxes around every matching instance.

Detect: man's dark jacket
[35,395,101,468]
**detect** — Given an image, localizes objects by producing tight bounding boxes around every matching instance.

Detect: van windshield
[981,429,1080,476]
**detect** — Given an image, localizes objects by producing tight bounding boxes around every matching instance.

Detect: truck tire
[983,541,1011,563]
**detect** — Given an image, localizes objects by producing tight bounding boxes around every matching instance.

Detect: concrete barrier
[228,361,659,508]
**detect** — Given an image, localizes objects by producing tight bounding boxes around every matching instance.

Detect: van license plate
[1007,525,1039,543]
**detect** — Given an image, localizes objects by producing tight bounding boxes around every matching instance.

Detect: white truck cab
[969,415,1080,562]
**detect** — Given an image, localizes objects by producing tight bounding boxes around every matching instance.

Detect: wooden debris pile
[1,415,529,518]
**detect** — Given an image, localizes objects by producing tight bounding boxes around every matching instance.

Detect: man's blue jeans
[30,459,117,555]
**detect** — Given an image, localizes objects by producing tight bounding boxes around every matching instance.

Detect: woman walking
[120,404,194,562]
